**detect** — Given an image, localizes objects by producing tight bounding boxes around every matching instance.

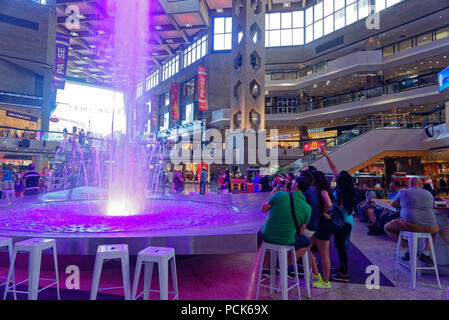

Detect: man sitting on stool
[259,174,312,274]
[384,177,439,266]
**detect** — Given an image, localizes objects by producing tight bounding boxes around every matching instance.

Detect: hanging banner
[170,82,178,120]
[53,33,71,90]
[198,66,207,111]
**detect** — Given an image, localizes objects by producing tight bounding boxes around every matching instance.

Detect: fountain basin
[0,188,267,255]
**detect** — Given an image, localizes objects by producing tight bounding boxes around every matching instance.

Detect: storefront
[422,150,449,193]
[0,107,41,138]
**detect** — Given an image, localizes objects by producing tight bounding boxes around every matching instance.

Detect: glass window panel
[196,45,201,60]
[201,40,207,56]
[214,17,224,34]
[292,11,304,28]
[358,0,370,19]
[398,39,412,51]
[269,30,281,47]
[265,14,269,28]
[265,30,270,47]
[270,12,280,30]
[417,33,432,46]
[324,0,334,16]
[347,0,356,4]
[314,20,323,40]
[324,14,334,35]
[386,0,401,7]
[436,26,449,40]
[335,0,345,11]
[292,28,304,45]
[225,33,232,49]
[306,25,313,43]
[214,34,225,50]
[335,8,345,30]
[281,12,292,29]
[346,1,357,25]
[281,29,292,46]
[314,2,323,21]
[225,17,232,32]
[306,7,314,26]
[375,0,386,12]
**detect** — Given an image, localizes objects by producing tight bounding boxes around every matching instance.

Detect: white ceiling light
[216,8,223,13]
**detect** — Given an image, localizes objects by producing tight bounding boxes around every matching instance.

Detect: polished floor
[0,185,448,300]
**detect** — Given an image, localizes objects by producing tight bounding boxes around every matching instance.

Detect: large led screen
[52,81,126,138]
[439,66,449,93]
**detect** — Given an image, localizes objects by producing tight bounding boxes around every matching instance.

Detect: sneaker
[313,279,331,289]
[261,268,270,277]
[312,273,322,282]
[329,271,350,282]
[400,252,410,262]
[287,265,303,280]
[419,253,434,267]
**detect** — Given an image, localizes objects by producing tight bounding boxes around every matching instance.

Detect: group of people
[0,164,42,198]
[259,146,447,290]
[260,147,354,288]
[355,176,445,266]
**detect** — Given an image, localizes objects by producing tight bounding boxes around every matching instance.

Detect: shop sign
[6,111,38,122]
[304,140,326,152]
[53,33,71,90]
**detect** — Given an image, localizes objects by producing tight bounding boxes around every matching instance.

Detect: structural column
[230,0,266,131]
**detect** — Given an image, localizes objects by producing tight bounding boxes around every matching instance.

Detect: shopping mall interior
[0,0,449,304]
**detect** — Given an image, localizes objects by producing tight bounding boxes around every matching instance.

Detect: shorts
[314,217,335,241]
[290,234,312,249]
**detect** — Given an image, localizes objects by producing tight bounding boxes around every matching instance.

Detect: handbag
[330,204,345,230]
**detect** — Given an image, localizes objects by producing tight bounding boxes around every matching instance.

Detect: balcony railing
[266,71,439,115]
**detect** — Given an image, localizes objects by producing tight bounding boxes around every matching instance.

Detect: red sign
[304,140,325,152]
[170,82,178,120]
[198,66,207,111]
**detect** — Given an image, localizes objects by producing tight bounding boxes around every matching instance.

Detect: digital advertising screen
[52,81,126,138]
[438,66,449,92]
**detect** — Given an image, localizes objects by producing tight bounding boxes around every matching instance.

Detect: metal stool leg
[52,245,60,300]
[28,249,42,300]
[3,248,17,300]
[170,257,178,300]
[90,255,104,300]
[121,255,130,300]
[131,256,143,300]
[144,262,154,300]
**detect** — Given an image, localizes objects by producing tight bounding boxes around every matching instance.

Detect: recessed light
[152,52,159,56]
[70,32,79,37]
[166,39,173,44]
[89,44,96,48]
[283,2,291,7]
[97,30,105,35]
[216,8,223,13]
[83,56,89,60]
[155,25,162,30]
[186,23,192,27]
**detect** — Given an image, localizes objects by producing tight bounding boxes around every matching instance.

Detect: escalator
[286,127,430,174]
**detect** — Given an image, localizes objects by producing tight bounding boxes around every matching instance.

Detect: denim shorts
[291,234,312,249]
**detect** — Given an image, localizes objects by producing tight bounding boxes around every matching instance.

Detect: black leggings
[333,223,352,275]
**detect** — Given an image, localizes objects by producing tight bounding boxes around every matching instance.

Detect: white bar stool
[90,244,130,300]
[0,237,16,300]
[131,246,178,300]
[3,238,60,300]
[256,242,311,300]
[1,190,15,200]
[394,231,442,290]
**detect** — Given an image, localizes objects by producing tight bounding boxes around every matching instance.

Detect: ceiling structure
[55,0,308,86]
